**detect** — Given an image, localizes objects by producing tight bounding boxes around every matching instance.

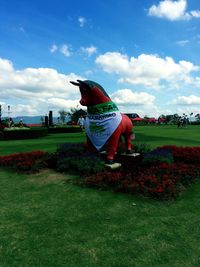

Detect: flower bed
[0,151,50,172]
[159,145,200,164]
[84,162,199,200]
[77,145,200,200]
[0,144,200,200]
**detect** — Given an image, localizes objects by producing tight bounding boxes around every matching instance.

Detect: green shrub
[56,143,105,175]
[1,127,48,140]
[133,142,152,153]
[4,127,30,131]
[142,148,174,164]
[48,126,82,133]
[191,121,200,125]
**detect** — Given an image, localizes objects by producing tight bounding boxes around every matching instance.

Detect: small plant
[116,142,151,155]
[142,148,174,164]
[56,143,105,175]
[133,143,152,154]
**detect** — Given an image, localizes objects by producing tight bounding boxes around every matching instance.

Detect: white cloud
[95,52,199,89]
[50,44,58,53]
[13,104,40,116]
[50,44,72,57]
[194,76,200,86]
[0,57,84,116]
[60,44,71,57]
[176,106,200,117]
[110,89,155,106]
[148,0,187,20]
[0,58,14,72]
[81,45,97,56]
[148,0,200,21]
[172,95,200,105]
[1,56,199,118]
[47,98,80,109]
[78,16,87,27]
[190,10,200,18]
[108,89,158,117]
[176,40,190,46]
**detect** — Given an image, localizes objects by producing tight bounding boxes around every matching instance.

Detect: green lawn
[1,169,200,267]
[0,125,199,156]
[134,125,200,147]
[0,125,200,266]
[0,132,86,156]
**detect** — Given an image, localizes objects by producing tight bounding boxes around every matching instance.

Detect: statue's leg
[125,131,134,154]
[106,128,122,163]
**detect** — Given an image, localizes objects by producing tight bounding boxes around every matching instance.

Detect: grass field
[0,125,199,156]
[0,125,200,266]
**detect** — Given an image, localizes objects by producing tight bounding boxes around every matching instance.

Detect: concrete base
[105,162,122,170]
[100,151,140,157]
[99,151,107,155]
[121,152,140,157]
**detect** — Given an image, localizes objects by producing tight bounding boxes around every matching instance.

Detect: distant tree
[195,113,200,122]
[172,114,180,124]
[40,116,44,123]
[157,114,166,124]
[159,114,166,119]
[143,115,149,124]
[58,109,70,124]
[70,108,87,123]
[164,114,177,124]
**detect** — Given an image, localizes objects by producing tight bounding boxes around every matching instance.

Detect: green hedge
[48,126,82,133]
[0,127,48,140]
[191,121,200,125]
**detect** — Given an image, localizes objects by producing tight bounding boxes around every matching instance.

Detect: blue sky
[0,0,200,118]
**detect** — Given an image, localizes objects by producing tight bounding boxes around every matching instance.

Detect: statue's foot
[126,150,133,155]
[105,159,114,165]
[105,160,122,169]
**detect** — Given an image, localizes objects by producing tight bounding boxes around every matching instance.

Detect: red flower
[0,150,48,172]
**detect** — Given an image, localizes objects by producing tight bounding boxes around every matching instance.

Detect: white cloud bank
[0,57,83,116]
[0,56,199,118]
[148,0,200,21]
[172,95,200,105]
[110,89,155,106]
[95,52,199,89]
[0,57,158,117]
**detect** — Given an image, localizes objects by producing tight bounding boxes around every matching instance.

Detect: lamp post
[189,113,193,124]
[8,105,11,118]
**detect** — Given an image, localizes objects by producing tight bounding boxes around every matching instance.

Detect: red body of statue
[70,80,133,163]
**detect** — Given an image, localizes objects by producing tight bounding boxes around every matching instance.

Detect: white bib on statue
[85,101,122,150]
